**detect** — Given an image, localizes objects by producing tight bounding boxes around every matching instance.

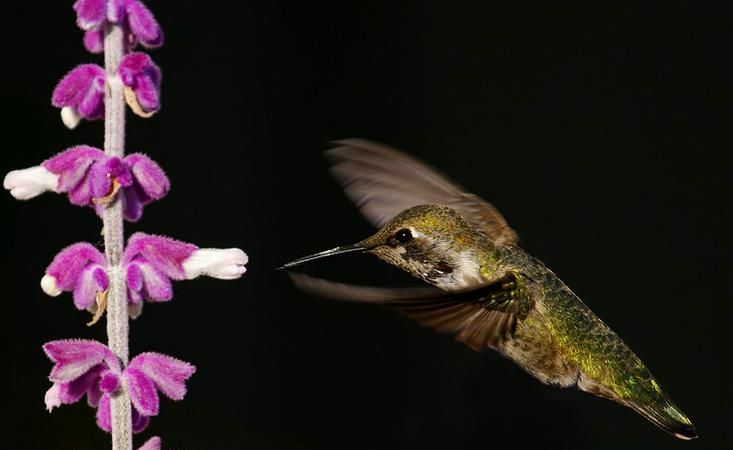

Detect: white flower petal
[4,166,59,200]
[61,106,82,129]
[44,384,62,412]
[182,248,248,280]
[128,302,143,319]
[41,274,62,297]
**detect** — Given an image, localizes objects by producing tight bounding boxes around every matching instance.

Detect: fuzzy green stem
[103,24,132,450]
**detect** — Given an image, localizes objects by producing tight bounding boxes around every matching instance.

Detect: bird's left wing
[327,139,519,246]
[289,272,534,351]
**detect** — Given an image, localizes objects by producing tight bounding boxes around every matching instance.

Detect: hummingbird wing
[289,272,533,351]
[327,139,519,246]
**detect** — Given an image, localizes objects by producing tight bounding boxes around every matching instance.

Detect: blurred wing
[290,273,532,351]
[327,139,518,245]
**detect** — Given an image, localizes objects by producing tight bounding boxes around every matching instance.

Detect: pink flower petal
[128,353,196,401]
[73,0,106,30]
[68,173,94,205]
[42,146,106,193]
[44,339,114,382]
[118,52,162,113]
[99,370,121,394]
[133,70,161,112]
[88,159,113,199]
[132,408,151,433]
[138,436,161,450]
[139,261,173,302]
[87,382,103,407]
[51,65,105,120]
[46,243,106,292]
[125,0,163,48]
[83,28,104,53]
[126,262,144,294]
[125,153,169,200]
[75,74,106,119]
[122,183,145,222]
[72,264,109,310]
[125,367,159,416]
[56,364,106,405]
[107,0,126,23]
[122,233,197,279]
[96,393,112,432]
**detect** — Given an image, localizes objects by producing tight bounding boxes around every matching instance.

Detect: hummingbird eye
[394,228,413,244]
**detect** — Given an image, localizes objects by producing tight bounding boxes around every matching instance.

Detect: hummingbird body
[282,140,696,439]
[365,204,690,429]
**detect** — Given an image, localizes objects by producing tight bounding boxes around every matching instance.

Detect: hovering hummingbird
[280,139,697,440]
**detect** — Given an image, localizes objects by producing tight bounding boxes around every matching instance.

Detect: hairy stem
[103,24,132,450]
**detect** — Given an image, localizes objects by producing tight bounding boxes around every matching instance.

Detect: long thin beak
[277,244,364,270]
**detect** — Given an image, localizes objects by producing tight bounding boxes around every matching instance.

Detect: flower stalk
[103,23,133,450]
[5,2,246,447]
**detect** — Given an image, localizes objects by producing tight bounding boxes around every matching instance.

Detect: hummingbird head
[280,204,491,290]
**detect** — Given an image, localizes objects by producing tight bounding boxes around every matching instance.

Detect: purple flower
[120,52,162,117]
[122,233,197,306]
[125,233,249,280]
[50,55,162,126]
[4,146,169,222]
[43,146,113,207]
[43,339,195,434]
[123,233,248,315]
[74,0,163,53]
[41,243,108,312]
[51,64,106,129]
[40,234,247,318]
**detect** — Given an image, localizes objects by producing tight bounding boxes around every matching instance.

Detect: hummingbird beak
[277,244,364,270]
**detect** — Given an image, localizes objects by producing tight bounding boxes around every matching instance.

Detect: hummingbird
[280,139,697,440]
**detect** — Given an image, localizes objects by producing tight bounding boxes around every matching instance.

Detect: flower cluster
[4,146,169,221]
[52,52,162,128]
[44,340,195,433]
[51,64,105,128]
[41,233,247,319]
[5,1,247,446]
[48,0,164,129]
[74,0,163,53]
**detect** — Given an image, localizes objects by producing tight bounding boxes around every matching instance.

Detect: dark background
[3,1,731,449]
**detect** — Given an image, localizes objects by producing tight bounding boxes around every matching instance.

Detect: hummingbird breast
[427,248,487,292]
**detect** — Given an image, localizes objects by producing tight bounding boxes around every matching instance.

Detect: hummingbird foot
[86,289,108,326]
[481,272,520,311]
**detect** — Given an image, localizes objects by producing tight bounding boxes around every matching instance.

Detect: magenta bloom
[51,64,105,129]
[41,233,248,318]
[74,0,163,53]
[39,146,169,221]
[43,243,108,310]
[119,52,162,116]
[122,233,197,305]
[122,233,248,313]
[44,339,195,434]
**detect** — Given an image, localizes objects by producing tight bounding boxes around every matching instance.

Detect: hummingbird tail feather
[578,372,697,439]
[626,399,697,440]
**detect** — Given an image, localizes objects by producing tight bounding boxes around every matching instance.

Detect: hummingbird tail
[626,398,697,440]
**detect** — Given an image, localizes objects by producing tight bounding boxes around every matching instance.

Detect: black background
[3,1,731,449]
